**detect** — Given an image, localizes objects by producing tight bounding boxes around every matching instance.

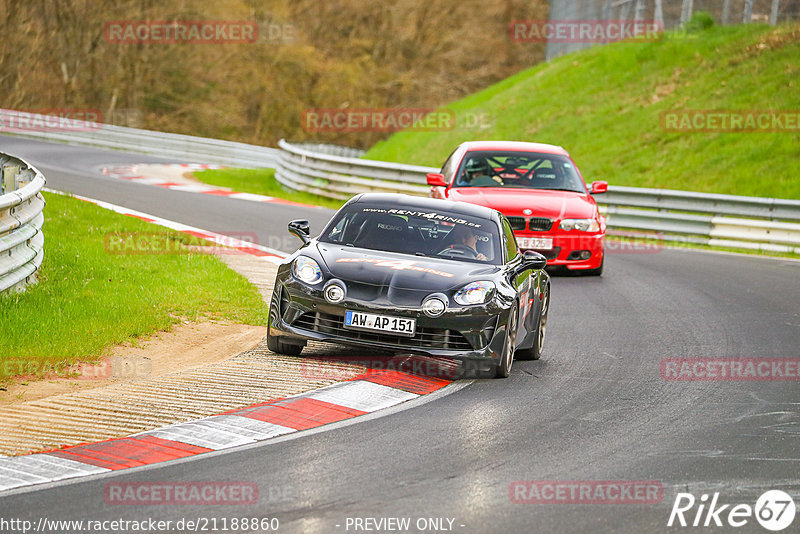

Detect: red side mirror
[426,173,447,187]
[590,181,608,194]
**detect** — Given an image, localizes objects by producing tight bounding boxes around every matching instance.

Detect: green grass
[194,167,346,210]
[0,193,269,383]
[364,22,800,199]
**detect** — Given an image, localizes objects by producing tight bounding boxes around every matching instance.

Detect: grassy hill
[364,22,800,199]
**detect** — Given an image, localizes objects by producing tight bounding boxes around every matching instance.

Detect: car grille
[293,311,473,351]
[529,217,553,231]
[507,217,553,232]
[507,216,526,231]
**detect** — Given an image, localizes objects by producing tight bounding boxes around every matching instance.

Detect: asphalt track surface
[1,135,798,533]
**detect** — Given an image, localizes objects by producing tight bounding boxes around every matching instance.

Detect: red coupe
[427,141,607,275]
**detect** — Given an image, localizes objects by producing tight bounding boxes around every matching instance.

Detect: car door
[501,216,534,347]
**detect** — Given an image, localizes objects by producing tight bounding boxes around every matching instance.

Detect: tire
[494,304,518,378]
[266,330,303,356]
[267,298,304,356]
[516,283,549,361]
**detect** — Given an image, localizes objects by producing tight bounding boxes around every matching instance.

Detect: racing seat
[353,214,409,253]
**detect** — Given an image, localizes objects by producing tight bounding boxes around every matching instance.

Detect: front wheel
[494,304,518,378]
[516,283,549,361]
[267,299,304,356]
[266,330,304,356]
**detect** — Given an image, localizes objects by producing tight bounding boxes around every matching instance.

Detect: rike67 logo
[668,490,796,531]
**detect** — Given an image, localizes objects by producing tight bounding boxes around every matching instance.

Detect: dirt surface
[0,249,368,456]
[0,321,267,407]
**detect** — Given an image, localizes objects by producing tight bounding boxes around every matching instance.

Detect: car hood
[447,187,597,219]
[314,244,499,304]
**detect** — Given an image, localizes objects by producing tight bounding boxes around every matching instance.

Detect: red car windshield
[454,151,586,193]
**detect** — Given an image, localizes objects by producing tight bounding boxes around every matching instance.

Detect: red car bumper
[516,232,605,270]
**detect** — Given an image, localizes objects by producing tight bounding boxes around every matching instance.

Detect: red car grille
[507,216,554,232]
[507,216,526,231]
[529,217,554,231]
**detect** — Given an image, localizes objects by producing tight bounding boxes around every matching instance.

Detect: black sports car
[267,193,551,378]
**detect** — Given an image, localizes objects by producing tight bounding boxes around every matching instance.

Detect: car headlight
[454,281,495,306]
[559,218,600,232]
[293,256,323,285]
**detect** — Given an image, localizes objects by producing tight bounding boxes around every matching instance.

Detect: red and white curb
[0,370,452,493]
[0,190,457,494]
[102,164,317,208]
[45,189,287,263]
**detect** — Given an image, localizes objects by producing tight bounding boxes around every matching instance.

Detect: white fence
[0,154,45,293]
[275,140,800,254]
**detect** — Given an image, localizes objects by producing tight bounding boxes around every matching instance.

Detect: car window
[320,204,502,264]
[454,150,586,193]
[440,148,461,184]
[502,217,519,262]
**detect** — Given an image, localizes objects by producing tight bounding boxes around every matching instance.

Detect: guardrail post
[3,164,19,195]
[17,169,35,188]
[770,0,780,25]
[680,0,694,24]
[743,0,754,23]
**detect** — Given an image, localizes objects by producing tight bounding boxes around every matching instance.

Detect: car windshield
[454,150,586,193]
[320,205,502,264]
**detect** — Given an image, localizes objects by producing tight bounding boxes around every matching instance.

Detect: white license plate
[344,310,416,336]
[517,237,554,250]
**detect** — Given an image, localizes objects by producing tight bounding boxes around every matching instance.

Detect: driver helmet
[463,158,491,182]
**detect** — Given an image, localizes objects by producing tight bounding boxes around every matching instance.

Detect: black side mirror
[288,219,310,244]
[521,250,547,271]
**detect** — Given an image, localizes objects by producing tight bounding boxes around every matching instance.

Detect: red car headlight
[559,219,600,232]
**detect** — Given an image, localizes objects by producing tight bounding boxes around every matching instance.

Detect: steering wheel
[438,244,478,259]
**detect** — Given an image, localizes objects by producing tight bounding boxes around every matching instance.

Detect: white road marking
[305,381,419,413]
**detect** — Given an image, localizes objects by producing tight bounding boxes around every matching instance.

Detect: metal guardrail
[2,109,796,255]
[275,140,800,254]
[0,153,45,294]
[276,139,433,199]
[0,109,280,168]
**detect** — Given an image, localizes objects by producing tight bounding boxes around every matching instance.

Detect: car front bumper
[270,281,509,365]
[517,232,604,270]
